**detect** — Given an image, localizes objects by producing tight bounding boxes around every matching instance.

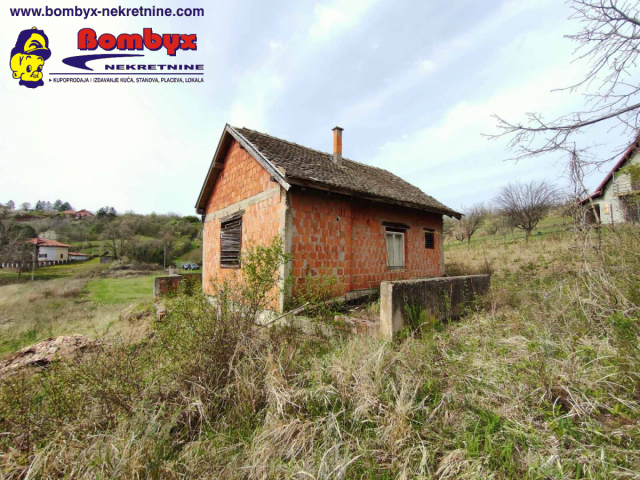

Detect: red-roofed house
[27,238,70,262]
[74,209,93,219]
[580,138,640,224]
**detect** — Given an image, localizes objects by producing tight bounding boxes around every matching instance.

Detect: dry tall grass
[0,229,638,479]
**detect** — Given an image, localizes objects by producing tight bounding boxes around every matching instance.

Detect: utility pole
[31,243,37,281]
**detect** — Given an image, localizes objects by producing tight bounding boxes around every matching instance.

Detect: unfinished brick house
[196,125,461,311]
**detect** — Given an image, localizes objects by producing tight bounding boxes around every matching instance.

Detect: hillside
[0,206,203,267]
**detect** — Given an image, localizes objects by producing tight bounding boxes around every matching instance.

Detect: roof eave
[195,125,290,215]
[286,177,461,219]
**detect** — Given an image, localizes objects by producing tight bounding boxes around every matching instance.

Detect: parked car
[182,263,200,270]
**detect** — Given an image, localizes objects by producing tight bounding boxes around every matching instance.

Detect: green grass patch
[84,276,155,304]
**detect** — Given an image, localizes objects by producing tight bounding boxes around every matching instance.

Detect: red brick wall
[202,140,284,297]
[289,188,443,296]
[202,141,444,308]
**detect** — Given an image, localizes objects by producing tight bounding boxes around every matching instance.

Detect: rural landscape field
[0,211,637,479]
[4,0,640,478]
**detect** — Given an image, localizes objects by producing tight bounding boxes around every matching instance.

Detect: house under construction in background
[581,138,640,224]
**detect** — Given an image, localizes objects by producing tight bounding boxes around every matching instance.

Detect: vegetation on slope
[0,227,638,478]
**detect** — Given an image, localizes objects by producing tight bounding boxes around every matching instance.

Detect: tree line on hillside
[0,204,202,269]
[1,199,73,213]
[445,179,574,244]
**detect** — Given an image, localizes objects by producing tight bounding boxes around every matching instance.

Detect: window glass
[385,230,405,268]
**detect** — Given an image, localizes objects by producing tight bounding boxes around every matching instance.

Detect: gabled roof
[26,238,70,248]
[196,124,461,218]
[580,136,640,204]
[75,209,93,215]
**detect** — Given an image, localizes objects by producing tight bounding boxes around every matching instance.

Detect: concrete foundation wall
[379,275,490,337]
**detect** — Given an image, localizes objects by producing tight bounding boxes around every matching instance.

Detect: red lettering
[98,33,117,51]
[78,28,196,55]
[78,28,97,50]
[117,34,143,50]
[180,34,197,51]
[162,34,180,56]
[143,28,162,51]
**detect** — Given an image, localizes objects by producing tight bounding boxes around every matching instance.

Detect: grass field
[0,260,155,357]
[85,276,155,304]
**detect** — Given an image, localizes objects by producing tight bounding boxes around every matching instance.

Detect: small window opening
[425,230,435,249]
[220,216,242,268]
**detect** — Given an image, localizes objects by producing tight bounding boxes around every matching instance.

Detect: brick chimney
[332,126,343,164]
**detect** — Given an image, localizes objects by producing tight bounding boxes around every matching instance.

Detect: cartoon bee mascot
[10,27,51,89]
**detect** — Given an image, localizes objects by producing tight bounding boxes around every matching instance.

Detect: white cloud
[371,43,380,50]
[417,59,436,73]
[269,40,283,50]
[308,0,379,42]
[229,74,285,131]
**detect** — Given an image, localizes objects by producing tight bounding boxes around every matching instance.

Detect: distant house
[74,209,93,219]
[196,125,461,311]
[27,238,70,261]
[581,138,640,224]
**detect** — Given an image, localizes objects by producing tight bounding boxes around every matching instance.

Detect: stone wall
[379,275,490,337]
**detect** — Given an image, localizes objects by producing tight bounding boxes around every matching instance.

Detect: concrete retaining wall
[379,275,490,337]
[154,273,202,298]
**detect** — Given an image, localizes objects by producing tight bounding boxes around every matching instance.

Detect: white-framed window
[385,229,405,269]
[39,253,47,259]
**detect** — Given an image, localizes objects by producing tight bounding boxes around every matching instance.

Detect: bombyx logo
[9,27,51,89]
[77,28,197,56]
[9,25,202,88]
[61,28,198,71]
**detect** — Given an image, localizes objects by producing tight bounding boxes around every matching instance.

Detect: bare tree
[495,181,558,242]
[101,218,134,259]
[0,221,36,279]
[442,217,457,240]
[459,203,487,244]
[489,0,640,165]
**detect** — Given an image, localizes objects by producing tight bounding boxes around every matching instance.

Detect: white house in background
[27,238,70,261]
[581,138,640,224]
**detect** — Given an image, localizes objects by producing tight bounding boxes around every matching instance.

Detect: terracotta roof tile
[233,127,460,217]
[26,238,71,248]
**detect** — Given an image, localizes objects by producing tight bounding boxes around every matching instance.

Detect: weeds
[0,228,639,478]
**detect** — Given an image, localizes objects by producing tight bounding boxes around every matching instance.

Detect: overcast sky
[1,0,633,215]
